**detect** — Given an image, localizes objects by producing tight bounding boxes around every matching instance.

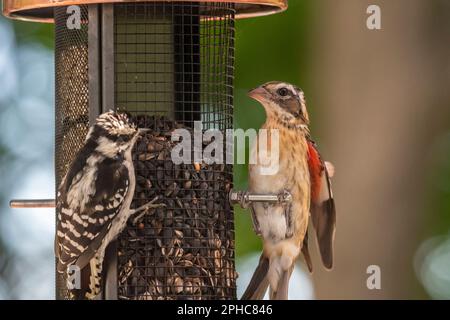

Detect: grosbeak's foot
[250,207,262,236]
[278,189,293,204]
[277,190,294,238]
[284,202,294,238]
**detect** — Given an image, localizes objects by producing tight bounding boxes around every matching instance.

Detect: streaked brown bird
[242,81,336,300]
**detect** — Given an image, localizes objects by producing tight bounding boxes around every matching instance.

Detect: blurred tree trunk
[309,0,450,299]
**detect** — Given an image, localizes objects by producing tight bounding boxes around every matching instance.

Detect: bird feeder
[3,0,287,300]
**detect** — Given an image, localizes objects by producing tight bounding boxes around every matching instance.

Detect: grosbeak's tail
[302,232,313,273]
[241,255,270,300]
[270,265,294,300]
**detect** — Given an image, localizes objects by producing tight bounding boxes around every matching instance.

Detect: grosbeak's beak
[248,86,270,103]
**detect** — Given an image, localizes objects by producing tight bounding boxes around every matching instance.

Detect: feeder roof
[2,0,287,22]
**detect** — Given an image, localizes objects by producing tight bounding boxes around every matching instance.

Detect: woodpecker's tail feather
[66,265,91,300]
[64,258,103,300]
[241,255,270,300]
[85,256,103,299]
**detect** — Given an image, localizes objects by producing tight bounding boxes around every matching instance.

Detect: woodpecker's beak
[138,128,150,135]
[248,86,269,103]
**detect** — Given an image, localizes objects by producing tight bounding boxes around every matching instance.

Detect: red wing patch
[307,141,323,202]
[307,139,336,270]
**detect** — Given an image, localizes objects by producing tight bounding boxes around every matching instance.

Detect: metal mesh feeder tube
[2,0,288,300]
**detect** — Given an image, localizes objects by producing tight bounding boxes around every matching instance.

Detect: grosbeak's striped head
[248,81,309,126]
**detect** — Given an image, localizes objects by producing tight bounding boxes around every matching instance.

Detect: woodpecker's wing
[55,154,130,273]
[307,139,336,270]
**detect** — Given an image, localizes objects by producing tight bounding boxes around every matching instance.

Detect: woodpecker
[242,81,336,300]
[55,110,161,299]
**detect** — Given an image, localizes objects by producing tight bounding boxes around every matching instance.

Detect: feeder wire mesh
[54,5,90,300]
[115,2,236,300]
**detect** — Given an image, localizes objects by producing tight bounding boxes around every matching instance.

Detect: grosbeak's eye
[277,88,289,97]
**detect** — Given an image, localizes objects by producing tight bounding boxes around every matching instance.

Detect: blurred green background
[1,0,450,299]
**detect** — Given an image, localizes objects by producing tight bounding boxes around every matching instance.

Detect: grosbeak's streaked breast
[242,81,336,300]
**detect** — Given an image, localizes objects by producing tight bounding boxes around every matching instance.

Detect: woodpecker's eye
[117,134,132,143]
[277,88,289,97]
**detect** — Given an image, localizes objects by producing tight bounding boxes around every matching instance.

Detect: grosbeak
[242,81,336,300]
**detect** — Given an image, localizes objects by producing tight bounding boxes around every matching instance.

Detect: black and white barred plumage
[55,110,139,299]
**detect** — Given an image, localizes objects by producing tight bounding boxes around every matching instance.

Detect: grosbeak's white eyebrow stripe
[271,82,304,100]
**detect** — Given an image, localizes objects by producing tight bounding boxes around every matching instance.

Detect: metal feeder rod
[10,189,293,210]
[9,199,56,209]
[229,189,292,209]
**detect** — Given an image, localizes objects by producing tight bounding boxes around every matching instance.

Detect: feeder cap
[2,0,288,23]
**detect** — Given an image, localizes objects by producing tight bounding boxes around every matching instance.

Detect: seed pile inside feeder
[118,116,236,300]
